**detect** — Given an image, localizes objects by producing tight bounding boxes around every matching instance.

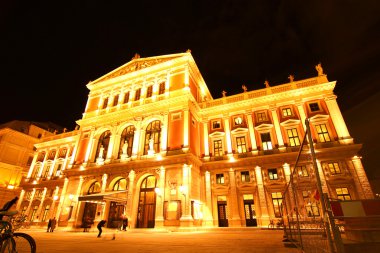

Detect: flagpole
[305,118,335,252]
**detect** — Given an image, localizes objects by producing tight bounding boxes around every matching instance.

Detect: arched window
[113,178,127,191]
[95,130,111,161]
[140,175,157,189]
[144,120,161,155]
[88,181,101,194]
[119,126,135,158]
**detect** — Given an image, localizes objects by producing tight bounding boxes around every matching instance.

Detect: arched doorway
[136,175,157,228]
[82,181,101,228]
[107,178,128,228]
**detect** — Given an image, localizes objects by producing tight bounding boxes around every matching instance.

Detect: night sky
[1,1,379,179]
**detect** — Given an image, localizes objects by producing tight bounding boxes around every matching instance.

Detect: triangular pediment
[91,53,187,84]
[209,131,225,137]
[309,114,330,123]
[254,123,273,131]
[280,119,300,127]
[231,127,248,134]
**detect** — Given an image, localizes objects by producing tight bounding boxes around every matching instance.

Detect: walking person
[122,216,128,231]
[97,220,106,238]
[50,217,57,232]
[47,218,52,232]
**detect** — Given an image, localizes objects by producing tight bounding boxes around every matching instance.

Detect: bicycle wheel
[1,237,16,253]
[12,233,36,253]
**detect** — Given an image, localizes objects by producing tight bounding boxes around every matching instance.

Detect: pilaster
[351,157,374,198]
[255,166,269,226]
[228,169,242,227]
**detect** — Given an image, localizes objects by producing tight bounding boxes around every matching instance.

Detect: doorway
[217,201,229,227]
[244,199,257,226]
[107,202,125,228]
[136,175,157,228]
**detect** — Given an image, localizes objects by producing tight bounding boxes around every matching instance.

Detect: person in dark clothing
[97,220,106,238]
[0,196,19,220]
[47,218,52,232]
[122,217,128,231]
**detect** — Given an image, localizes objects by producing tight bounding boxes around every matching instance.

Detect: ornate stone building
[18,51,373,230]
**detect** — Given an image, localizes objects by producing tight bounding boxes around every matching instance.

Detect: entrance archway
[136,175,157,228]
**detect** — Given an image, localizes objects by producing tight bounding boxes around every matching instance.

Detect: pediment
[280,119,300,127]
[254,123,273,131]
[209,131,225,137]
[231,127,248,134]
[309,114,330,123]
[91,53,185,84]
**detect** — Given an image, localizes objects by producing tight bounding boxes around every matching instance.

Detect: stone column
[202,121,210,159]
[27,155,39,178]
[126,170,135,219]
[351,157,374,199]
[37,151,48,178]
[50,186,60,219]
[48,149,60,177]
[69,176,84,224]
[223,117,232,154]
[246,112,258,152]
[35,187,48,222]
[316,160,330,195]
[160,112,169,153]
[204,171,213,226]
[16,190,25,210]
[283,163,295,209]
[255,166,269,226]
[155,167,166,227]
[55,178,69,225]
[132,120,142,159]
[180,164,193,226]
[84,129,96,165]
[324,95,352,144]
[25,188,36,217]
[183,109,189,151]
[296,101,307,131]
[101,174,108,193]
[270,107,284,149]
[228,169,241,227]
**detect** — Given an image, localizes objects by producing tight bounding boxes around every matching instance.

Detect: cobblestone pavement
[22,228,300,253]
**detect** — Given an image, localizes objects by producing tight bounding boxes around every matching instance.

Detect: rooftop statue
[132,53,141,60]
[315,63,324,76]
[242,85,247,92]
[264,80,270,88]
[288,74,294,82]
[222,90,227,97]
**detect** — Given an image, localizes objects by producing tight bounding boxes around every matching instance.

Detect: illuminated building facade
[18,52,373,229]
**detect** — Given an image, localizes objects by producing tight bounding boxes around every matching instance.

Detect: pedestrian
[122,217,128,231]
[50,217,57,232]
[97,220,106,238]
[47,218,52,232]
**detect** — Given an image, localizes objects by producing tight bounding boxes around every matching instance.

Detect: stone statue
[315,63,324,76]
[132,53,140,60]
[264,80,270,88]
[242,85,247,92]
[122,141,128,155]
[149,137,154,151]
[222,90,227,97]
[99,145,104,159]
[288,75,294,82]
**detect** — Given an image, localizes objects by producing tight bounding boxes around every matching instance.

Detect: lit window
[236,136,247,153]
[113,95,119,106]
[309,102,320,112]
[327,162,341,174]
[282,108,292,117]
[271,192,283,217]
[55,164,62,177]
[159,82,165,95]
[234,116,243,126]
[102,97,108,109]
[256,112,267,122]
[297,166,309,177]
[302,191,320,217]
[42,165,50,178]
[123,92,130,103]
[241,171,250,183]
[315,124,331,142]
[213,140,224,157]
[268,169,278,180]
[59,148,67,158]
[261,133,273,150]
[146,86,153,98]
[212,120,221,129]
[135,88,141,101]
[216,174,225,184]
[336,188,351,201]
[287,128,301,146]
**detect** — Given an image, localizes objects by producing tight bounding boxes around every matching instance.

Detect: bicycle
[12,215,30,230]
[0,198,36,253]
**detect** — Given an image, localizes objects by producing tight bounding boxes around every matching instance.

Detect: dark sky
[1,1,380,177]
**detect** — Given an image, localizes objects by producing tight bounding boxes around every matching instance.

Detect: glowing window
[282,108,292,117]
[315,124,331,142]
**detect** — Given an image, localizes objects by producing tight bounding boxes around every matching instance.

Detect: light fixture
[69,194,74,200]
[53,195,59,201]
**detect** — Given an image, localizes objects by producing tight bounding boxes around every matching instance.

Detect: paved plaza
[22,228,300,253]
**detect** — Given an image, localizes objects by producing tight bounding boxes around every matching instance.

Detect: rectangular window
[42,165,50,178]
[171,112,182,121]
[315,124,331,142]
[241,171,250,183]
[123,92,130,103]
[282,108,292,117]
[135,88,141,101]
[327,162,341,174]
[212,120,221,129]
[261,133,273,150]
[213,139,224,157]
[146,86,153,98]
[268,169,278,180]
[309,102,320,112]
[287,128,301,146]
[113,95,119,106]
[159,82,165,95]
[336,188,351,201]
[216,173,225,184]
[31,166,40,179]
[302,191,320,217]
[102,97,108,109]
[233,116,243,126]
[271,192,283,217]
[236,136,247,153]
[297,166,309,177]
[256,112,267,122]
